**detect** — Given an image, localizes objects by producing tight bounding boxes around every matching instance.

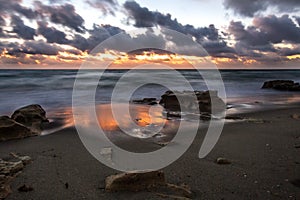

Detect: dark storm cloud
[228,15,300,48]
[71,24,124,51]
[224,0,300,17]
[202,41,236,55]
[35,2,85,33]
[37,22,69,44]
[0,0,37,19]
[86,0,119,15]
[123,1,233,57]
[10,15,36,40]
[227,15,300,62]
[294,16,300,26]
[6,41,63,56]
[124,1,209,40]
[278,46,300,56]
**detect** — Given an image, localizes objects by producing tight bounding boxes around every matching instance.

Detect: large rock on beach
[11,104,48,132]
[105,170,192,199]
[262,80,300,91]
[159,90,226,114]
[0,116,36,141]
[0,104,48,141]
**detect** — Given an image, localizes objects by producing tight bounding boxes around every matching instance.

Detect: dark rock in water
[262,80,300,91]
[11,104,49,133]
[159,90,226,114]
[132,98,157,105]
[105,170,165,192]
[0,116,36,141]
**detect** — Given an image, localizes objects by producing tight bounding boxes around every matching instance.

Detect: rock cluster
[262,80,300,91]
[159,90,226,114]
[0,104,48,141]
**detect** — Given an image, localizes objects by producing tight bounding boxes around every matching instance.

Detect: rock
[159,90,226,114]
[132,98,157,105]
[0,116,36,141]
[291,114,300,120]
[0,180,12,200]
[18,184,33,192]
[262,80,300,91]
[10,153,31,165]
[105,171,165,192]
[154,183,192,199]
[216,157,231,165]
[0,154,31,199]
[105,171,193,199]
[11,104,48,133]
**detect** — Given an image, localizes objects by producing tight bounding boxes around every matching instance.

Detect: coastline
[0,104,299,199]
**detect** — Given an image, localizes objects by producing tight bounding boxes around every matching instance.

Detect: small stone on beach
[216,157,231,165]
[18,184,33,192]
[105,170,165,192]
[291,114,300,120]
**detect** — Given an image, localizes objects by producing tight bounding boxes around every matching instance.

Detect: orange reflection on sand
[67,104,166,132]
[97,104,166,131]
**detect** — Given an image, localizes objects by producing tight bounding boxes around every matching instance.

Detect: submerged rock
[262,80,300,91]
[159,90,226,114]
[132,98,158,105]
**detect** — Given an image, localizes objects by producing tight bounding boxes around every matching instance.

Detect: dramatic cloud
[227,14,300,64]
[87,0,119,15]
[10,15,36,40]
[71,24,124,51]
[0,0,37,19]
[278,45,300,56]
[35,2,85,33]
[37,21,69,44]
[294,16,300,26]
[6,41,63,56]
[224,0,300,17]
[229,15,300,48]
[123,1,234,57]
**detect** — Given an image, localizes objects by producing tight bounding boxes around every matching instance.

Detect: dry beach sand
[0,105,300,199]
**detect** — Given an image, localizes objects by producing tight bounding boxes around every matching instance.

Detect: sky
[0,0,300,69]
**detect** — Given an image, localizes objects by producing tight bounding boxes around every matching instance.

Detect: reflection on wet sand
[46,103,181,140]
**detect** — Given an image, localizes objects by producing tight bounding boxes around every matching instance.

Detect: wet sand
[1,106,300,199]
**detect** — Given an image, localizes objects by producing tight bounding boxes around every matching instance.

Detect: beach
[1,104,300,199]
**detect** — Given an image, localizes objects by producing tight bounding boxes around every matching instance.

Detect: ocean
[1,69,300,116]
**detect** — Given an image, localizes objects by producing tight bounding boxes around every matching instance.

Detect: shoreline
[0,103,299,199]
